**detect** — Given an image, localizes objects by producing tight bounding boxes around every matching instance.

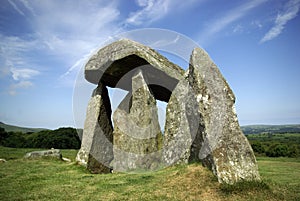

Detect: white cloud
[19,0,36,16]
[126,0,169,25]
[233,24,243,34]
[0,34,41,67]
[29,0,122,84]
[126,0,199,26]
[9,81,34,96]
[260,0,300,43]
[8,0,25,16]
[10,68,40,81]
[251,20,263,29]
[1,0,123,89]
[0,34,40,95]
[198,0,267,44]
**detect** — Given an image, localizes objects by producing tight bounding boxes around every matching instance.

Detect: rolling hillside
[0,122,48,133]
[241,124,300,134]
[1,121,300,135]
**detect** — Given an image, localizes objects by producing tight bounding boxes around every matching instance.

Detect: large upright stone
[188,47,260,183]
[112,70,163,172]
[76,83,113,173]
[163,78,204,166]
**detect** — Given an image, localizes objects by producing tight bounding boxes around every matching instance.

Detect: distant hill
[2,121,300,135]
[0,122,48,133]
[241,124,300,135]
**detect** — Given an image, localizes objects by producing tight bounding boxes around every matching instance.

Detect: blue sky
[0,0,299,129]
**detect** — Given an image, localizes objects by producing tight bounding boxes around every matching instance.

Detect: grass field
[0,146,299,201]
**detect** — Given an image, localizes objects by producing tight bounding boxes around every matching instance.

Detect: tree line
[1,126,299,158]
[247,133,300,157]
[0,127,81,149]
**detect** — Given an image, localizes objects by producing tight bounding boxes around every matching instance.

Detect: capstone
[85,39,184,102]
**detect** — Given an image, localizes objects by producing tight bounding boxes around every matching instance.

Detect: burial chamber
[76,39,260,184]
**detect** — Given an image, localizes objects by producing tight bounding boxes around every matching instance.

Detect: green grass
[0,146,78,161]
[257,157,300,186]
[256,156,300,201]
[0,147,299,200]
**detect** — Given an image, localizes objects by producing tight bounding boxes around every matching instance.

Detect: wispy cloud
[0,34,42,95]
[126,0,199,26]
[233,24,244,34]
[9,80,34,96]
[11,68,39,81]
[19,0,36,16]
[198,0,267,45]
[7,0,25,16]
[0,34,41,68]
[251,20,263,29]
[1,0,123,89]
[260,0,300,43]
[31,1,121,86]
[126,0,169,25]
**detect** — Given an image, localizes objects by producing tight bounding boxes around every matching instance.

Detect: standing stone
[163,79,204,166]
[112,70,163,172]
[188,47,260,184]
[76,83,113,173]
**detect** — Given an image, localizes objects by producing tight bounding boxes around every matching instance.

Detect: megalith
[76,83,113,173]
[112,70,163,171]
[187,47,260,183]
[163,78,204,165]
[77,38,260,184]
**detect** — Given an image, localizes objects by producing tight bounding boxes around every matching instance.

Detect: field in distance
[241,124,300,135]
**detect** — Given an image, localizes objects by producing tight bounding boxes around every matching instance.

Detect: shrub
[266,144,289,157]
[250,141,265,154]
[0,127,81,149]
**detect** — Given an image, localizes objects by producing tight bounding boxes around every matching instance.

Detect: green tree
[1,132,26,148]
[0,127,8,145]
[250,141,265,154]
[266,144,289,157]
[287,145,299,157]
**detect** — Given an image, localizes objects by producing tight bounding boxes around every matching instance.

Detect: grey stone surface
[76,83,113,173]
[188,47,260,184]
[112,70,163,172]
[77,39,261,184]
[24,149,62,160]
[85,39,185,102]
[163,78,204,166]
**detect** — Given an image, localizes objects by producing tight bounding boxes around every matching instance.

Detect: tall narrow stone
[188,47,260,184]
[163,79,203,166]
[76,83,113,173]
[112,71,163,172]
